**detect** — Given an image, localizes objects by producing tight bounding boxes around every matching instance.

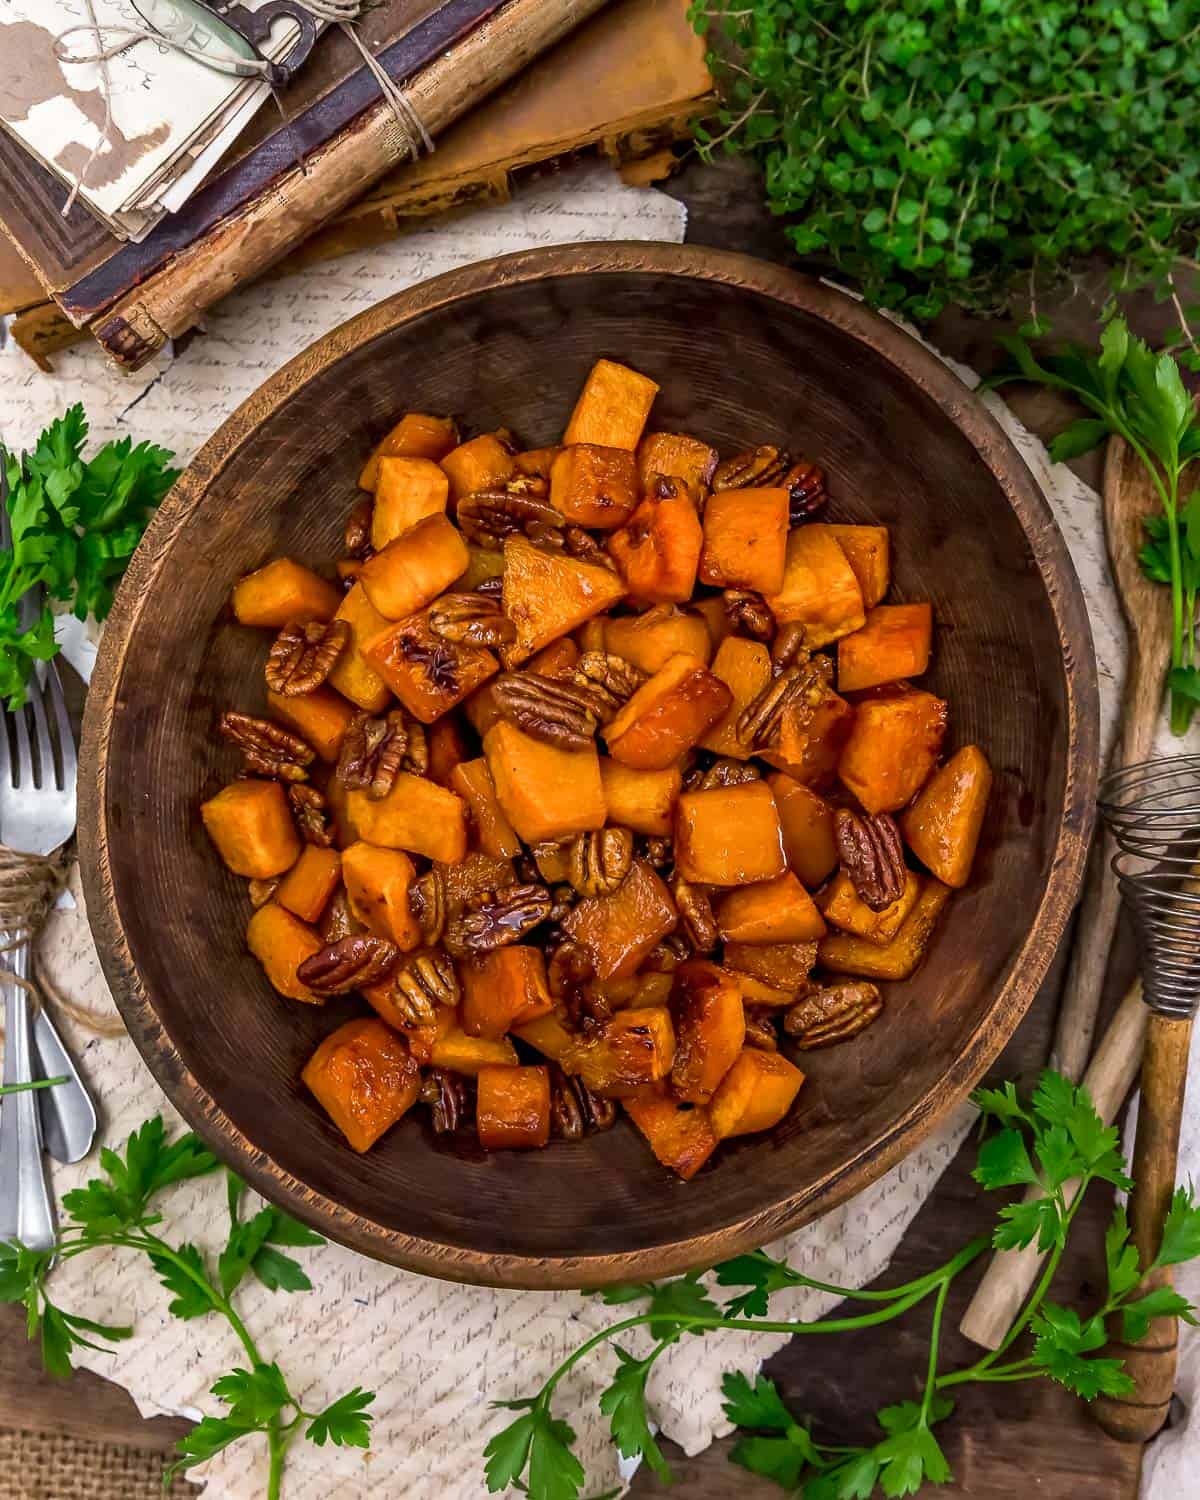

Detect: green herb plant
[989,314,1200,733]
[0,405,178,708]
[0,1117,375,1499]
[690,1,1200,329]
[484,1070,1200,1500]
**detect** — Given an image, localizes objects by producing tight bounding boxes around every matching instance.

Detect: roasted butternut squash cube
[575,618,608,654]
[275,846,341,925]
[550,444,638,529]
[477,1064,551,1149]
[513,1009,575,1063]
[400,1006,455,1065]
[900,745,992,889]
[501,536,625,667]
[838,689,948,813]
[716,873,827,943]
[303,1017,420,1151]
[723,939,817,992]
[624,1088,718,1180]
[232,558,341,628]
[563,358,659,450]
[699,487,789,595]
[691,594,732,651]
[817,870,921,946]
[266,687,356,763]
[604,604,712,674]
[358,412,457,491]
[819,879,951,979]
[563,859,678,980]
[372,457,450,550]
[483,720,606,843]
[838,604,933,693]
[824,523,890,608]
[364,609,498,723]
[459,544,507,593]
[247,903,323,1002]
[710,1049,805,1139]
[636,431,718,499]
[670,960,746,1103]
[563,1006,675,1097]
[451,757,522,858]
[341,841,421,949]
[326,583,393,714]
[516,445,561,480]
[699,637,772,759]
[765,526,865,646]
[758,690,854,789]
[461,947,554,1038]
[730,974,796,1007]
[768,775,839,887]
[440,432,516,504]
[589,972,674,1010]
[605,653,733,771]
[674,781,786,887]
[599,758,682,837]
[202,779,301,878]
[346,774,468,863]
[608,484,703,605]
[526,637,580,679]
[323,771,360,850]
[430,1024,518,1076]
[427,713,471,787]
[439,851,517,908]
[359,514,469,620]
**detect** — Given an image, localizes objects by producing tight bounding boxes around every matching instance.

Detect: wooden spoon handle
[1093,1011,1193,1442]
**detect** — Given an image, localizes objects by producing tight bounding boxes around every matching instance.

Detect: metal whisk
[1092,754,1200,1441]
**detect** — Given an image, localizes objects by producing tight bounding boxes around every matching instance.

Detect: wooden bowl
[80,244,1097,1288]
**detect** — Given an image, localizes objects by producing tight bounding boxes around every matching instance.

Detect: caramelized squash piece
[513,1009,575,1063]
[562,1006,676,1097]
[247,903,323,1002]
[459,544,506,593]
[440,433,516,504]
[838,604,932,693]
[674,781,786,887]
[232,558,340,628]
[699,637,772,759]
[372,457,450,550]
[501,536,624,667]
[710,1049,805,1139]
[605,653,732,771]
[427,713,472,786]
[758,690,854,789]
[575,618,608,654]
[604,604,712,674]
[901,745,992,888]
[670,960,746,1102]
[691,594,732,651]
[526,637,580,679]
[636,431,719,500]
[461,946,554,1038]
[716,873,827,943]
[275,846,341,925]
[838,689,948,813]
[267,687,356,763]
[768,775,839,887]
[764,525,865,646]
[723,939,817,992]
[699,487,789,594]
[327,583,393,713]
[346,774,468,863]
[400,1006,455,1065]
[302,1017,420,1151]
[364,609,498,723]
[516,446,561,480]
[563,859,678,980]
[358,412,457,491]
[451,757,522,858]
[430,1024,519,1075]
[550,444,638,529]
[359,513,469,620]
[818,870,921,946]
[477,1064,551,1149]
[202,779,300,878]
[608,483,703,605]
[730,973,796,1008]
[624,1088,718,1180]
[483,721,607,843]
[818,879,951,979]
[599,758,682,837]
[341,841,421,949]
[823,523,890,608]
[589,972,674,1010]
[563,358,659,450]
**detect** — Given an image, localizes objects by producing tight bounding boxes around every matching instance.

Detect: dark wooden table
[0,154,1174,1497]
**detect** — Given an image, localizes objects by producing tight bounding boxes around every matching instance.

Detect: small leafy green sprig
[484,1070,1200,1500]
[0,1117,375,1499]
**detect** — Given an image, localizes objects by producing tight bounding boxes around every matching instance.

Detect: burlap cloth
[0,1427,193,1499]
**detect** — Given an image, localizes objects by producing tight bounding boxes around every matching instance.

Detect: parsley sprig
[484,1070,1200,1500]
[0,405,178,708]
[0,1116,375,1498]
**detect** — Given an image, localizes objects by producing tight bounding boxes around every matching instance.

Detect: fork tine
[43,662,76,787]
[27,681,56,790]
[11,701,31,790]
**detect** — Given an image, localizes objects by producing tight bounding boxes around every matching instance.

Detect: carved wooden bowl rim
[79,244,1098,1287]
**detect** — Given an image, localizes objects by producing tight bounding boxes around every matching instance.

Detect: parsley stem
[919,1279,950,1425]
[0,1075,67,1095]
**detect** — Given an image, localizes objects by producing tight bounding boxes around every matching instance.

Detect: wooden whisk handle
[1093,1011,1193,1442]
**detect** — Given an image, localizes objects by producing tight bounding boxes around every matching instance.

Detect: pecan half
[744,1007,780,1051]
[566,827,634,897]
[427,591,516,648]
[219,711,313,782]
[336,708,427,798]
[783,981,883,1048]
[571,652,647,720]
[712,444,791,492]
[474,574,505,598]
[736,656,833,749]
[443,883,553,956]
[639,835,673,871]
[420,1069,472,1134]
[384,949,459,1024]
[771,621,809,676]
[456,479,561,549]
[672,875,718,953]
[723,589,774,642]
[783,459,828,526]
[642,932,691,973]
[549,1066,618,1139]
[547,937,595,1000]
[563,526,618,570]
[835,808,906,911]
[297,934,399,994]
[288,784,335,846]
[265,619,350,697]
[409,866,447,947]
[547,883,578,925]
[344,498,374,559]
[247,878,279,909]
[490,673,601,751]
[685,757,762,792]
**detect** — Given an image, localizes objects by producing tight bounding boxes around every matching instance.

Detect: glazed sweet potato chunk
[358,412,457,491]
[247,903,323,1002]
[768,775,839,887]
[359,513,469,620]
[451,757,522,858]
[699,487,789,595]
[347,774,468,863]
[364,609,498,722]
[461,946,554,1038]
[563,358,659,450]
[512,1009,575,1063]
[838,689,948,813]
[516,445,561,480]
[477,1065,551,1149]
[430,1024,519,1075]
[691,594,732,651]
[372,456,450,549]
[326,583,393,714]
[563,859,678,980]
[636,431,719,500]
[459,544,506,593]
[275,846,341,925]
[605,653,733,771]
[716,873,827,943]
[670,960,746,1103]
[302,1017,420,1151]
[823,524,890,608]
[604,604,712,673]
[440,432,516,504]
[427,713,471,786]
[699,637,772,759]
[608,483,703,604]
[764,525,866,646]
[267,687,356,763]
[709,1049,805,1139]
[526,637,580,679]
[818,879,951,979]
[232,558,341,629]
[550,443,638,529]
[818,870,921,946]
[723,939,817,992]
[484,721,607,843]
[674,781,786,886]
[838,604,932,693]
[624,1088,718,1180]
[758,689,854,788]
[341,841,421,949]
[599,758,682,837]
[502,536,624,667]
[563,1006,676,1097]
[901,744,992,887]
[202,779,300,878]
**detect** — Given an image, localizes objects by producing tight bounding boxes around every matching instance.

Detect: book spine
[93,0,612,371]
